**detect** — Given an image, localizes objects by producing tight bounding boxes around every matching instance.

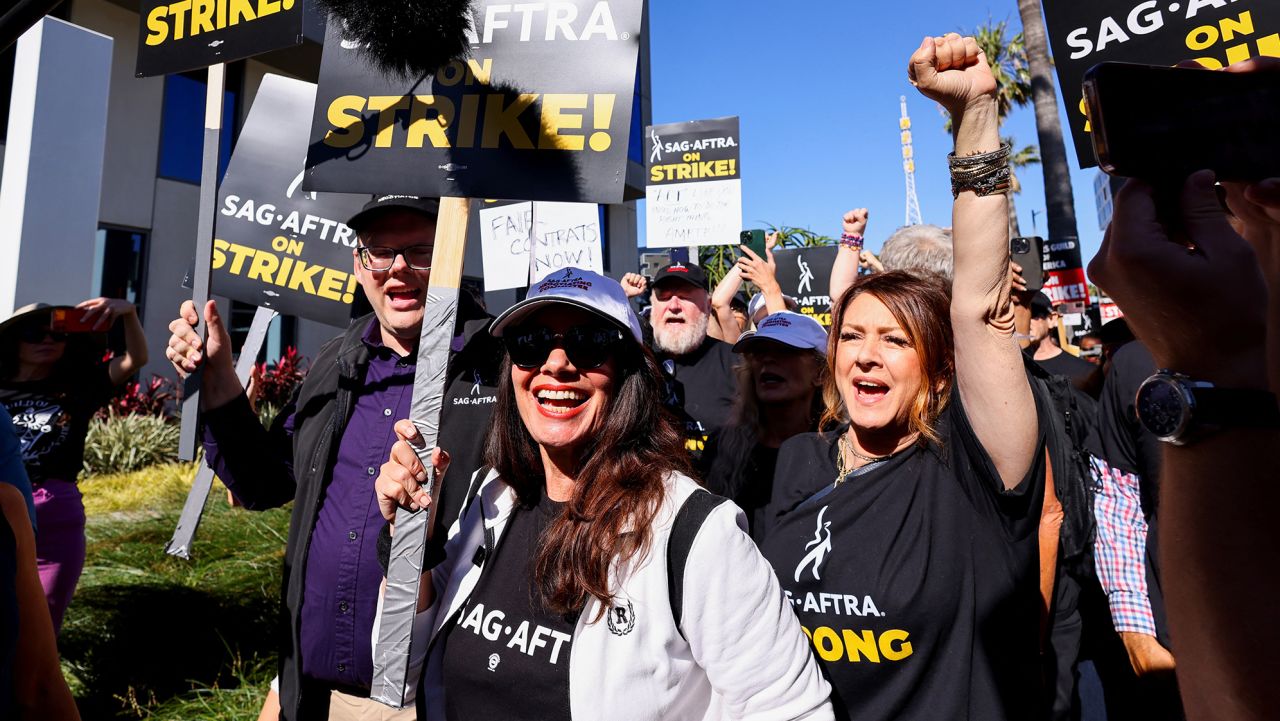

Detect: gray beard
[653,314,708,356]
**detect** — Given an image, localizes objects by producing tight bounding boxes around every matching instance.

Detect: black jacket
[202,296,499,720]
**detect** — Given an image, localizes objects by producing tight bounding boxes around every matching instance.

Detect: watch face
[1137,377,1190,441]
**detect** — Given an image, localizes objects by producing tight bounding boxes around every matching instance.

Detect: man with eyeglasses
[165,195,500,721]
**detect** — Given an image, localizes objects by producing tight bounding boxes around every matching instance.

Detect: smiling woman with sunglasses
[372,268,832,720]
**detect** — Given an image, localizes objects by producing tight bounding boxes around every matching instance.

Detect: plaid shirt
[1090,454,1157,636]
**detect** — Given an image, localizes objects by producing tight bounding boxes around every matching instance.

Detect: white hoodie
[374,469,833,720]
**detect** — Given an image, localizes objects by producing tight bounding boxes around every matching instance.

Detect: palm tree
[766,225,834,249]
[1016,0,1080,250]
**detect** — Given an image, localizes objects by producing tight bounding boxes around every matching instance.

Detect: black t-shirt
[442,493,576,721]
[0,365,115,484]
[702,424,780,545]
[433,322,501,537]
[659,337,737,463]
[1032,348,1096,392]
[1095,341,1160,505]
[760,388,1047,721]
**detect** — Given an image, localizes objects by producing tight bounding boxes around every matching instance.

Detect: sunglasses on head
[18,326,67,343]
[504,325,626,370]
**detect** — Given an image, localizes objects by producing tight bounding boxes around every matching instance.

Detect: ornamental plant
[254,346,308,411]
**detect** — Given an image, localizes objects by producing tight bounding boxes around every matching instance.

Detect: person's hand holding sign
[166,300,240,410]
[375,419,451,523]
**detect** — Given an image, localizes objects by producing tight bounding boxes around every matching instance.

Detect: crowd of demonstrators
[164,195,502,721]
[701,310,829,542]
[2,28,1271,721]
[0,298,148,635]
[373,268,833,720]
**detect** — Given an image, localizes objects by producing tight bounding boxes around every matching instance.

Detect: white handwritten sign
[479,201,603,291]
[644,117,742,248]
[645,179,742,248]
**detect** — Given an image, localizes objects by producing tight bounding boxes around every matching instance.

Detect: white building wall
[0,18,112,317]
[70,0,163,232]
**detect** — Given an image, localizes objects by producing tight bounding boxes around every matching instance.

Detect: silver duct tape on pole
[371,196,472,707]
[178,62,226,461]
[166,306,277,559]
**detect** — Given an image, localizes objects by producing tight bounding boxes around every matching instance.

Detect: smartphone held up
[49,308,99,334]
[739,229,768,259]
[1082,62,1280,182]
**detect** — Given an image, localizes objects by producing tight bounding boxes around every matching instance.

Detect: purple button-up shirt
[297,322,415,688]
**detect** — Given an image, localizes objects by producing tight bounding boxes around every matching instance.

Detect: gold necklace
[835,434,890,486]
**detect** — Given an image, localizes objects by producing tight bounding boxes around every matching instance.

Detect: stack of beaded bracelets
[840,233,864,250]
[948,142,1012,198]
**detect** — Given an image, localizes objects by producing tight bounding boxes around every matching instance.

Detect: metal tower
[899,96,923,226]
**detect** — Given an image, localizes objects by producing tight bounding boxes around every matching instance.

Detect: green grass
[61,462,290,719]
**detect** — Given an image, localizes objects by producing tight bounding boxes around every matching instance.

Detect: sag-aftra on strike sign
[304,0,643,205]
[135,0,304,77]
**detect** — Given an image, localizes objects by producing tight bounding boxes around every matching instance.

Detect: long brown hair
[820,271,955,445]
[485,339,690,617]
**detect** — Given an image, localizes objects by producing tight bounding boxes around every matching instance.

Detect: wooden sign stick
[372,196,472,706]
[166,305,278,559]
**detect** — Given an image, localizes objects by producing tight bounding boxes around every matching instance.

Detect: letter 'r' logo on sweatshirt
[607,599,635,636]
[794,506,833,583]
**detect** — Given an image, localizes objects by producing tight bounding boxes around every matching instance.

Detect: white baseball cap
[733,311,828,355]
[747,292,800,321]
[489,267,644,343]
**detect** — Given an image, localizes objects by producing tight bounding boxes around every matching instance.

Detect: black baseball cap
[1029,291,1054,318]
[346,195,440,233]
[652,262,708,291]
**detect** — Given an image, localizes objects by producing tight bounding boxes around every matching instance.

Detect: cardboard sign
[478,200,603,290]
[1040,0,1279,166]
[214,74,367,327]
[304,0,642,204]
[135,0,304,77]
[644,116,741,248]
[771,246,837,327]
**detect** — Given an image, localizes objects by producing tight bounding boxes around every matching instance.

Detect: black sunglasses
[18,326,67,343]
[504,325,626,370]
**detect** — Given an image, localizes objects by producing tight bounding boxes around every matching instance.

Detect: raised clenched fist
[842,209,869,237]
[908,33,997,115]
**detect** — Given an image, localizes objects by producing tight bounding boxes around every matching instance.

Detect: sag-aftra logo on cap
[538,268,592,292]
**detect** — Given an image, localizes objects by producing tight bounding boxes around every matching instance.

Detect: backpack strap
[667,489,729,637]
[458,466,491,523]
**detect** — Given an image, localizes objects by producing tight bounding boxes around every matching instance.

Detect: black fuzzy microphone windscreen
[315,0,475,79]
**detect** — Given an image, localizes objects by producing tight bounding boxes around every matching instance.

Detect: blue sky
[641,0,1107,270]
